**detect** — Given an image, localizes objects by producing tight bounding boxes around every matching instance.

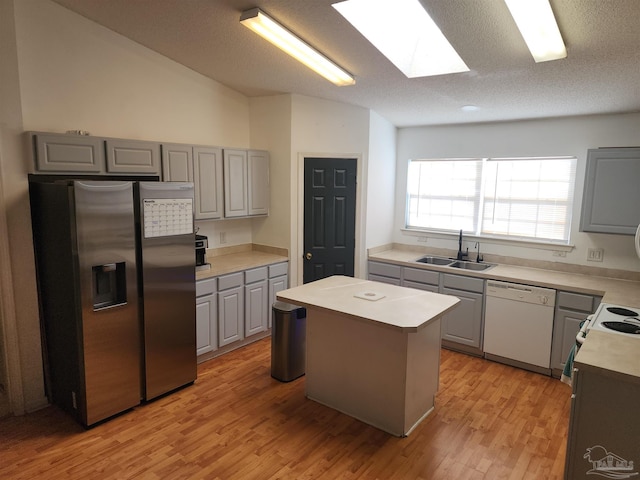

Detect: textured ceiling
[51,0,640,127]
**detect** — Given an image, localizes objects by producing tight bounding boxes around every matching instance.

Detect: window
[406,156,577,244]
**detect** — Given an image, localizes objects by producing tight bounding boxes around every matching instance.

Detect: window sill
[400,228,575,253]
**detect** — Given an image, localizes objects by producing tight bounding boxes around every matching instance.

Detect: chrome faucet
[456,229,468,260]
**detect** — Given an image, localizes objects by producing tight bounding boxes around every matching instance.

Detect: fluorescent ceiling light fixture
[332,0,469,78]
[240,7,355,86]
[504,0,567,62]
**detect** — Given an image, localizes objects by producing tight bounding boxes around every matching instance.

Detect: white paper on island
[353,291,386,301]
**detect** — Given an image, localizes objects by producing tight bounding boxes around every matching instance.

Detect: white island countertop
[276,275,460,333]
[276,275,460,436]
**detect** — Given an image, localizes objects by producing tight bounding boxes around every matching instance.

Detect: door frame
[295,152,365,287]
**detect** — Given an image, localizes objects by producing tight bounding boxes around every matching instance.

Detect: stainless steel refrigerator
[29,179,196,427]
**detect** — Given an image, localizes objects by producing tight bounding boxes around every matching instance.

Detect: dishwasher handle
[486,280,556,306]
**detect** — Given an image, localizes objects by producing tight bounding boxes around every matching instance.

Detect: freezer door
[138,182,197,400]
[74,180,141,426]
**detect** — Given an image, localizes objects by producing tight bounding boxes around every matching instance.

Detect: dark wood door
[303,158,357,283]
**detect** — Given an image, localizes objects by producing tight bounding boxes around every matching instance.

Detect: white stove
[587,302,640,337]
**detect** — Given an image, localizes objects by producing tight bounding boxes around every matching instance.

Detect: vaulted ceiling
[52,0,640,127]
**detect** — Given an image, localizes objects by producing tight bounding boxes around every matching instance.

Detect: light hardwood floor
[0,338,571,479]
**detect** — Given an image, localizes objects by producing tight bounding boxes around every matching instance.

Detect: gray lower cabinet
[401,266,439,293]
[196,277,217,356]
[197,261,288,357]
[245,267,268,337]
[367,261,402,285]
[580,147,640,235]
[550,291,601,378]
[564,367,640,478]
[268,262,289,328]
[368,261,484,356]
[440,274,485,356]
[218,272,244,347]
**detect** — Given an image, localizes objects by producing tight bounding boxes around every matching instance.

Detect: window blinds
[406,156,577,243]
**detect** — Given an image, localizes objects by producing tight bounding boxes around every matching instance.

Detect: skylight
[504,0,567,63]
[332,0,469,78]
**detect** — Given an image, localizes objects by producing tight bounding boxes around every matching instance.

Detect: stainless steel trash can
[271,301,306,382]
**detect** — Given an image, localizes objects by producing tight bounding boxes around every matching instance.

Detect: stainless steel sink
[415,256,453,266]
[449,260,495,271]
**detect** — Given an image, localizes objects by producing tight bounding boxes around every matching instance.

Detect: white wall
[0,0,29,416]
[1,0,256,414]
[395,113,640,271]
[290,94,371,285]
[249,95,293,250]
[366,111,397,249]
[15,0,251,146]
[195,92,294,252]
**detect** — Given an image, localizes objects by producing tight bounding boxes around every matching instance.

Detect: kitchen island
[276,275,460,436]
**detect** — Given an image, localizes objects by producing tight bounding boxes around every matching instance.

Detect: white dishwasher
[484,280,556,373]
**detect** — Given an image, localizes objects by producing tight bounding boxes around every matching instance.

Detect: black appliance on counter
[196,234,210,270]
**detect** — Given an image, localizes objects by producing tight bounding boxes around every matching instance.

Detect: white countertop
[369,247,640,381]
[276,275,460,333]
[196,250,288,281]
[369,249,640,308]
[575,330,640,385]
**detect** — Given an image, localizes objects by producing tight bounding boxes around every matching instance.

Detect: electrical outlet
[220,232,227,244]
[417,236,428,243]
[552,250,566,257]
[587,248,604,262]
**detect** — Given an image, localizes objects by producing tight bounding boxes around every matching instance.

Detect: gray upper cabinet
[223,149,249,218]
[223,148,269,218]
[162,144,223,220]
[105,139,161,175]
[580,147,640,235]
[194,146,223,220]
[162,144,193,182]
[30,132,160,175]
[32,133,104,173]
[31,132,267,220]
[248,150,270,216]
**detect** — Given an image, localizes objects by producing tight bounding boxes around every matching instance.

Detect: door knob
[305,252,312,260]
